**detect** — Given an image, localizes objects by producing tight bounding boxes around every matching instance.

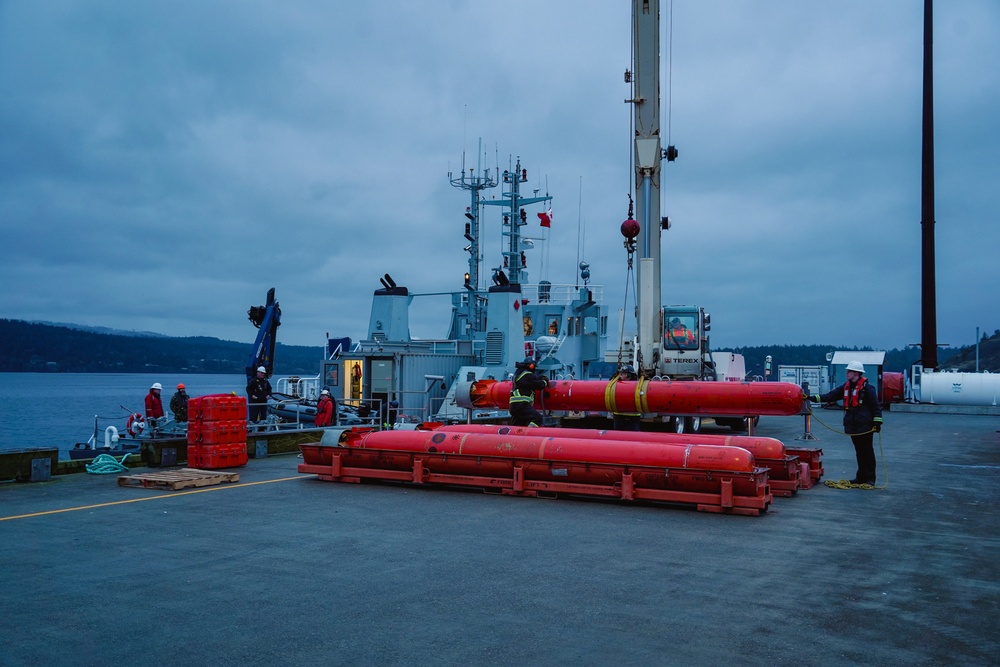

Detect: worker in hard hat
[315,389,336,427]
[665,317,696,347]
[509,358,549,427]
[247,366,273,423]
[805,360,884,486]
[170,383,189,423]
[145,382,165,428]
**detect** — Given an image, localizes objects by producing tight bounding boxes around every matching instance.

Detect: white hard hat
[320,389,330,396]
[257,366,266,373]
[846,360,865,374]
[151,382,162,390]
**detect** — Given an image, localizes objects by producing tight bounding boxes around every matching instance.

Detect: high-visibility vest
[843,378,867,408]
[509,371,536,405]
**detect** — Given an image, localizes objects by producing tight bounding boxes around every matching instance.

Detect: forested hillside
[725,334,998,377]
[0,319,322,374]
[2,318,995,376]
[937,329,1000,372]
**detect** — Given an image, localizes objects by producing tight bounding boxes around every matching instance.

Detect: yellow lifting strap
[604,376,649,415]
[604,376,619,413]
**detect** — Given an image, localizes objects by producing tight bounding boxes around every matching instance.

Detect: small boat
[268,392,370,427]
[69,413,186,460]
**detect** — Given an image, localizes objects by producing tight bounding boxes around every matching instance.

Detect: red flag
[537,208,552,228]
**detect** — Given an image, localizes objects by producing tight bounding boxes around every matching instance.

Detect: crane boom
[245,287,281,381]
[631,0,663,374]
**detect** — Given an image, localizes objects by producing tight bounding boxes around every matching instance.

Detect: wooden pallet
[117,468,240,490]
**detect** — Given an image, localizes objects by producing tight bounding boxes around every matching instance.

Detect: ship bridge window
[523,314,534,336]
[324,363,340,388]
[547,319,559,335]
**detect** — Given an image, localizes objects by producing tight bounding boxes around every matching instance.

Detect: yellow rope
[823,479,879,490]
[805,406,888,491]
[636,376,650,414]
[604,375,619,413]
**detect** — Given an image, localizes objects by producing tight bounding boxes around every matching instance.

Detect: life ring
[126,413,145,437]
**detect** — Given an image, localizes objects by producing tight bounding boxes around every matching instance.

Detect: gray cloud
[1,0,997,356]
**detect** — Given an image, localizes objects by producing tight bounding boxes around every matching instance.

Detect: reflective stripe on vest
[509,371,535,404]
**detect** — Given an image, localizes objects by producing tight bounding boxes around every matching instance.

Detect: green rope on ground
[805,406,888,490]
[823,479,879,490]
[85,453,132,475]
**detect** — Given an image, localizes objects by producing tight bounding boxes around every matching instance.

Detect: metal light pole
[976,326,980,372]
[920,0,938,369]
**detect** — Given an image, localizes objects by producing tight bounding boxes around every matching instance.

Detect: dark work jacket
[819,379,882,435]
[247,377,272,403]
[510,370,548,404]
[170,390,189,421]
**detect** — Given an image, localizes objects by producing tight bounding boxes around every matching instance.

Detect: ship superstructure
[314,153,608,426]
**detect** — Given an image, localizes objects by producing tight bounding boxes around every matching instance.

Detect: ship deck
[1,409,997,665]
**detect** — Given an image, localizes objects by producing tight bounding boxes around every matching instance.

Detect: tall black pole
[920,0,938,369]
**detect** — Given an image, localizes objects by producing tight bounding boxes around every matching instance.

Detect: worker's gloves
[873,417,883,433]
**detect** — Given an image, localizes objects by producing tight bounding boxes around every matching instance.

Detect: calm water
[0,372,247,455]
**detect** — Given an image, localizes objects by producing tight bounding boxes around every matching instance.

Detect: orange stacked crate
[187,394,248,469]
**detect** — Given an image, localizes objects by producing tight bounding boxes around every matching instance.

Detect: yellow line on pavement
[0,475,317,522]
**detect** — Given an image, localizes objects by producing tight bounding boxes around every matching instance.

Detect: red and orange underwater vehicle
[457,377,805,417]
[426,423,819,496]
[298,378,821,516]
[299,426,772,516]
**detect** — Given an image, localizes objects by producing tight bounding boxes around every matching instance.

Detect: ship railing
[380,390,449,428]
[520,283,604,305]
[256,391,450,431]
[354,339,464,355]
[339,398,382,427]
[83,412,186,448]
[250,400,313,432]
[275,375,321,400]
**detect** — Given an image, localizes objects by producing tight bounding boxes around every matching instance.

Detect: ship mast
[483,157,551,287]
[448,139,497,291]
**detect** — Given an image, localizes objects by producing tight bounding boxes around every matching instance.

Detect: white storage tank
[913,367,1000,406]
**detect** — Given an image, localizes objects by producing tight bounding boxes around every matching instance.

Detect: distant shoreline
[0,319,323,375]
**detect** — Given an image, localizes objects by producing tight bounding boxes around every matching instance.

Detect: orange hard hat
[177,383,185,390]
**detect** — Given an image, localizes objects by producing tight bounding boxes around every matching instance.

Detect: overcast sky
[2,1,997,357]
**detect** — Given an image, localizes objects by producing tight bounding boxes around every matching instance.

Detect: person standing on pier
[170,383,189,423]
[145,382,164,427]
[315,389,335,427]
[806,360,883,486]
[247,366,272,423]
